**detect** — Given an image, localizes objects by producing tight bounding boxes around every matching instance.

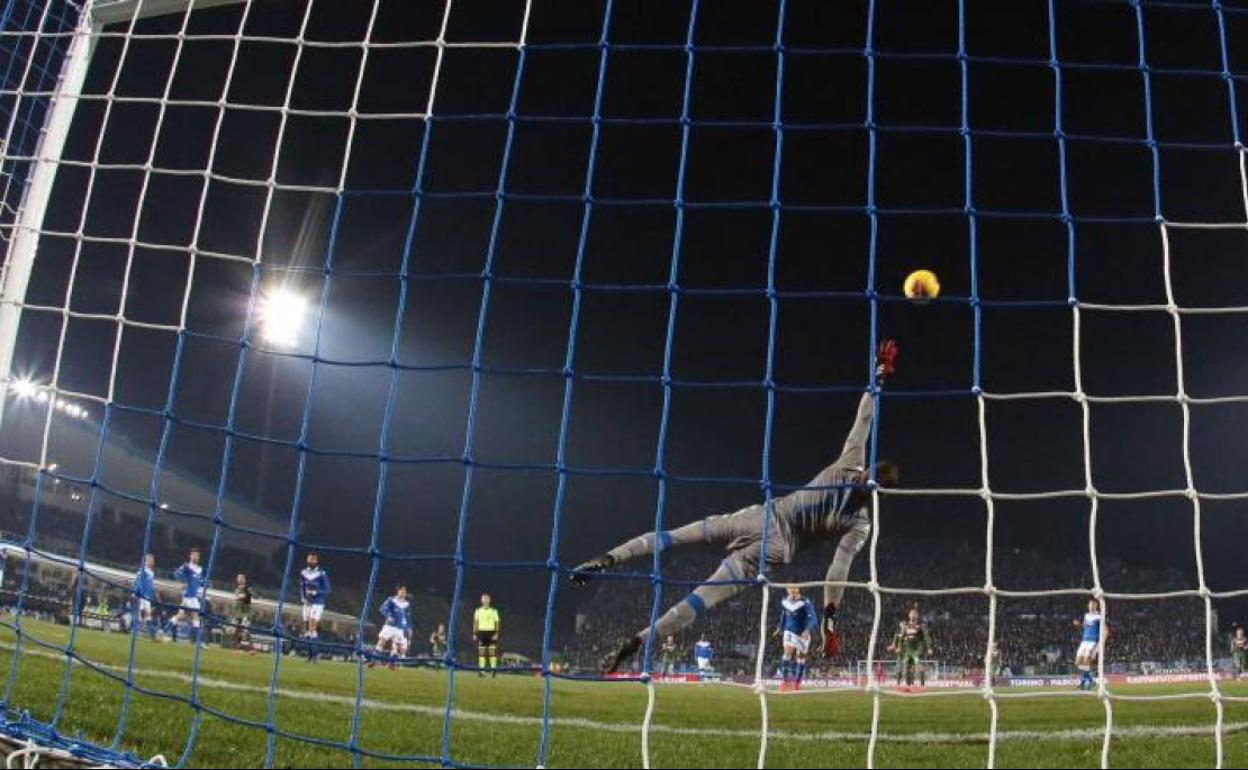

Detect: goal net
[0,0,1245,768]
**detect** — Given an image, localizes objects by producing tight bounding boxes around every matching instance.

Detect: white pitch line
[11,641,1248,746]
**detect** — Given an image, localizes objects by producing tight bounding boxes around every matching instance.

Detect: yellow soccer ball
[903,269,940,301]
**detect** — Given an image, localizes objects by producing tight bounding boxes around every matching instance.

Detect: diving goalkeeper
[572,339,900,673]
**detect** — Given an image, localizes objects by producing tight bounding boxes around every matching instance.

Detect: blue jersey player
[773,587,818,692]
[171,548,204,642]
[372,584,411,669]
[1073,598,1106,690]
[132,553,157,640]
[693,636,713,673]
[300,552,331,661]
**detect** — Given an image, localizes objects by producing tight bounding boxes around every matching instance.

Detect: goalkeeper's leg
[572,505,765,583]
[601,550,755,674]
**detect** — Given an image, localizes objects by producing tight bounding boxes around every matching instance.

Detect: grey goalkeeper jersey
[769,391,875,562]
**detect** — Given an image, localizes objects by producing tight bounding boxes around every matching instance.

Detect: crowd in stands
[0,487,1230,676]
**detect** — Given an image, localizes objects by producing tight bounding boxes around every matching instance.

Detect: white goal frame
[0,0,244,426]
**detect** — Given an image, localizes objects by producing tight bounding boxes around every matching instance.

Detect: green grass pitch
[0,618,1243,768]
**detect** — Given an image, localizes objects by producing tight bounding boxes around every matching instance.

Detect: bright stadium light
[258,288,307,348]
[12,378,36,399]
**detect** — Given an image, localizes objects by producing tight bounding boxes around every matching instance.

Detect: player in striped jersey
[1231,626,1247,680]
[888,607,933,689]
[573,340,900,673]
[233,573,254,653]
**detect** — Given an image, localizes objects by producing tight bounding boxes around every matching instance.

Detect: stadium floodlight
[258,288,307,349]
[11,378,36,399]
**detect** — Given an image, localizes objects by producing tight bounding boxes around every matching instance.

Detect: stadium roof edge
[90,0,245,27]
[56,417,289,535]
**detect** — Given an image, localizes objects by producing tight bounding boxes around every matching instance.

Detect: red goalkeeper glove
[822,604,840,658]
[876,339,898,383]
[823,629,840,658]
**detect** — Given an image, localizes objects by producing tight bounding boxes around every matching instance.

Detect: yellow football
[903,269,940,301]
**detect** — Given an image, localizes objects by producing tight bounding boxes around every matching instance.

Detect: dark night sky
[3,0,1248,634]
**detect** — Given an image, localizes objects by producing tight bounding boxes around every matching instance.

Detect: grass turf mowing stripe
[3,636,1244,746]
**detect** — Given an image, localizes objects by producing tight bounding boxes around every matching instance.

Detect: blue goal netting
[0,0,1245,768]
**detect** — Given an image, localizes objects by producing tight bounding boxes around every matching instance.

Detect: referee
[472,593,501,678]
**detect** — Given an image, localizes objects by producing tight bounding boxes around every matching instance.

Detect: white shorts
[302,603,324,622]
[783,630,810,655]
[1077,640,1101,660]
[180,597,200,612]
[378,625,407,645]
[137,599,152,614]
[696,657,711,671]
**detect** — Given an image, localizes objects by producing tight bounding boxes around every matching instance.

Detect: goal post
[0,0,249,427]
[90,0,244,27]
[0,2,90,425]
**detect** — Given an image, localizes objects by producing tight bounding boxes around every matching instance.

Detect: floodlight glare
[258,289,308,348]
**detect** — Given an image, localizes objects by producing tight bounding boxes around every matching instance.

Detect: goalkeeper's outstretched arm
[833,339,895,471]
[820,339,898,653]
[836,390,876,471]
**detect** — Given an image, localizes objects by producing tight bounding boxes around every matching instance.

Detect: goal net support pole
[0,2,92,427]
[0,0,246,429]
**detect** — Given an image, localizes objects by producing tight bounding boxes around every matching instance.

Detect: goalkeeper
[573,340,900,673]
